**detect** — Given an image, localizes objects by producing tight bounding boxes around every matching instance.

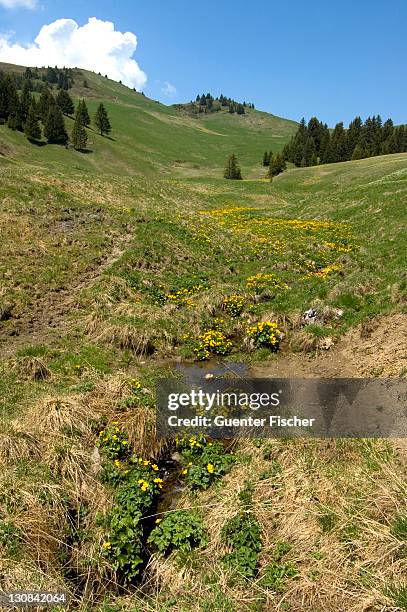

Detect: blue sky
[0,0,406,126]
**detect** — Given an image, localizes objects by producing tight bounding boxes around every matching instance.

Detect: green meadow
[0,65,406,611]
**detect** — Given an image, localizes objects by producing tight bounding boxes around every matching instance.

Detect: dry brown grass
[25,395,91,437]
[12,355,52,381]
[145,438,406,612]
[0,425,41,465]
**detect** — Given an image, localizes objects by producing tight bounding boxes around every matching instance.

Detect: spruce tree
[56,89,74,116]
[303,137,317,166]
[268,154,286,178]
[38,88,55,122]
[0,75,18,122]
[44,105,68,144]
[94,103,111,136]
[77,100,90,127]
[351,144,364,160]
[20,81,32,123]
[224,154,242,179]
[24,104,41,141]
[71,109,87,151]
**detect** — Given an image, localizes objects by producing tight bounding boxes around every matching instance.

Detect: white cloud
[0,0,37,8]
[161,81,177,98]
[0,17,147,90]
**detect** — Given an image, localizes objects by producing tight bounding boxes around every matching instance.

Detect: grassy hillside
[0,64,297,178]
[0,63,406,612]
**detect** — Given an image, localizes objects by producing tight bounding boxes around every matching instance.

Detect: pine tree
[351,144,364,160]
[77,100,90,127]
[24,104,41,141]
[71,109,87,151]
[0,75,18,122]
[56,89,74,116]
[303,137,317,166]
[268,153,286,178]
[224,154,242,179]
[38,87,55,121]
[44,105,68,144]
[20,81,32,123]
[94,103,111,136]
[347,116,362,159]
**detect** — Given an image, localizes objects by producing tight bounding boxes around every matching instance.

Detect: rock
[302,307,318,325]
[320,337,334,350]
[91,446,102,475]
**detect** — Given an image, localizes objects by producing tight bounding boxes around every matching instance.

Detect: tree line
[0,71,111,151]
[283,115,407,167]
[179,93,255,116]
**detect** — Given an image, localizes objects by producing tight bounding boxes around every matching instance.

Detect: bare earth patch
[251,314,407,378]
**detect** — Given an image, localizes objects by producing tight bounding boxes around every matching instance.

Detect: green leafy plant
[98,423,130,459]
[246,321,282,350]
[193,329,233,360]
[260,543,298,592]
[221,511,262,578]
[391,514,407,540]
[101,459,163,582]
[177,436,235,490]
[148,510,208,554]
[222,294,245,317]
[0,520,23,560]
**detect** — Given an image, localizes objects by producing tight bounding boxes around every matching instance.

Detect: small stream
[155,360,248,515]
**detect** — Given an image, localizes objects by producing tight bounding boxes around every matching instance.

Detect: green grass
[0,64,297,178]
[0,63,406,612]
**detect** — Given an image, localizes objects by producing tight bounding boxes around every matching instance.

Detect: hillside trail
[0,240,128,359]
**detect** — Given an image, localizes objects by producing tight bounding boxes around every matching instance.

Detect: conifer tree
[94,103,111,136]
[268,154,286,178]
[19,81,32,123]
[71,109,87,150]
[24,104,41,141]
[38,87,55,121]
[351,144,364,160]
[44,105,68,144]
[224,154,242,179]
[77,100,90,127]
[56,89,74,116]
[0,75,17,122]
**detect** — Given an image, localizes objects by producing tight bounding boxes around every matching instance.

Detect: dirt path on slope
[0,241,128,359]
[251,314,407,379]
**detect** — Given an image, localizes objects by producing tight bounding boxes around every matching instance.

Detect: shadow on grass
[28,139,47,147]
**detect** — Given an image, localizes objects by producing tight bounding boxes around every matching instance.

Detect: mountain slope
[0,63,297,178]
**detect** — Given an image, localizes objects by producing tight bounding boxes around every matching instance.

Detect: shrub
[246,321,281,350]
[148,510,208,554]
